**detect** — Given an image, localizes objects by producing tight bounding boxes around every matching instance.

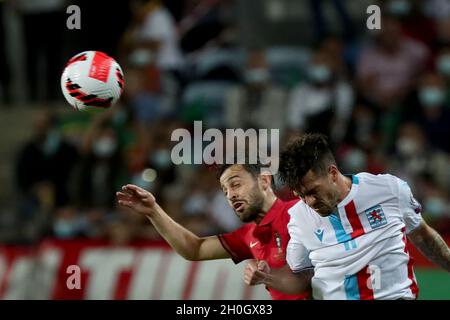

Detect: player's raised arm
[117,184,230,261]
[243,260,312,295]
[408,221,450,272]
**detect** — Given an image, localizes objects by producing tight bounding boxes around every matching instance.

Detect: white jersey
[286,173,423,300]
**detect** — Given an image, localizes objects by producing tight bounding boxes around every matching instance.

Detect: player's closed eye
[306,188,318,197]
[231,182,241,189]
[296,191,305,198]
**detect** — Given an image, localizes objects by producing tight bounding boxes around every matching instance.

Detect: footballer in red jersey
[116,162,310,300]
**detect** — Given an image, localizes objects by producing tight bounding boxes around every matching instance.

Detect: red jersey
[218,198,310,300]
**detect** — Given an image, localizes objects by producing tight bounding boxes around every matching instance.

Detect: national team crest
[365,205,387,229]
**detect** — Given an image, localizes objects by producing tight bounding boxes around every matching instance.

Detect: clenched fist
[116,184,157,216]
[244,260,271,286]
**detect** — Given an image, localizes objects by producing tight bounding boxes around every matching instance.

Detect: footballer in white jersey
[286,173,421,300]
[244,134,450,300]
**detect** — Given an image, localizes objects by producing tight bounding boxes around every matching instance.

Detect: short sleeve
[396,178,423,234]
[286,239,313,273]
[218,226,253,264]
[286,207,313,272]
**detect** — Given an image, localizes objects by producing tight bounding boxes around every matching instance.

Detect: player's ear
[328,165,338,182]
[259,173,272,190]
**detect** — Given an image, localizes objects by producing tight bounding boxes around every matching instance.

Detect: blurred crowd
[1,0,450,244]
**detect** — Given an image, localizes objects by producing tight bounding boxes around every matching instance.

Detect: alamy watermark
[367,265,381,291]
[367,5,381,30]
[66,264,81,290]
[66,5,81,30]
[170,121,280,174]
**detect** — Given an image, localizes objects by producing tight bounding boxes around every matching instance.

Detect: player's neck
[254,193,277,225]
[337,173,353,202]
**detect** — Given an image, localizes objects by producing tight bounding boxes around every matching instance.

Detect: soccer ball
[61,51,124,111]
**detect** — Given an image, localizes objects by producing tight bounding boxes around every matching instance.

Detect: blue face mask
[93,137,117,158]
[437,55,450,76]
[424,197,446,217]
[308,65,332,83]
[388,0,411,16]
[344,149,367,172]
[245,68,270,84]
[54,220,79,239]
[419,87,445,108]
[151,149,172,169]
[43,130,61,156]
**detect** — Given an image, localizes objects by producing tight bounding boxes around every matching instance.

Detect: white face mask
[53,219,79,239]
[396,137,419,156]
[424,197,446,217]
[308,65,332,83]
[42,130,61,156]
[388,0,411,16]
[418,86,446,108]
[93,137,117,158]
[245,68,270,84]
[151,149,172,169]
[344,149,367,172]
[128,48,154,67]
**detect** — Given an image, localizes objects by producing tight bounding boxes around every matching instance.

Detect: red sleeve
[217,225,253,264]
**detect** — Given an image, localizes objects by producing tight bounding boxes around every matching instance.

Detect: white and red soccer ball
[61,51,124,111]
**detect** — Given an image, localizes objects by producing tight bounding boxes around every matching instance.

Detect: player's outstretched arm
[243,260,312,295]
[408,221,450,272]
[117,184,230,261]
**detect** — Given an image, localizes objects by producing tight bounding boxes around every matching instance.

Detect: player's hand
[244,260,271,286]
[116,184,157,216]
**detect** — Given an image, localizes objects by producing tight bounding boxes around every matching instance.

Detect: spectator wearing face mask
[15,111,79,242]
[435,47,450,99]
[131,128,177,199]
[286,48,354,144]
[121,0,185,114]
[410,72,450,153]
[418,176,450,236]
[52,207,85,239]
[225,50,288,137]
[425,0,450,22]
[385,0,437,51]
[15,111,79,212]
[343,104,381,150]
[77,119,127,209]
[357,16,429,109]
[423,191,450,232]
[389,122,450,193]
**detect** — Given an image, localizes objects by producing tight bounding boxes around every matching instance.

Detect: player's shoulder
[356,172,414,200]
[356,172,403,189]
[286,198,314,219]
[273,198,303,219]
[283,198,303,210]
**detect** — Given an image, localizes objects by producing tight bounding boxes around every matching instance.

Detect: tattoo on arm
[409,224,450,272]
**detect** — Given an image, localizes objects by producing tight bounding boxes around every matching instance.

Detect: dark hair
[279,133,336,190]
[215,155,275,188]
[216,162,262,179]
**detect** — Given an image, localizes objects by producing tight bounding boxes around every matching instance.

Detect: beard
[235,185,265,223]
[314,202,335,216]
[314,189,341,217]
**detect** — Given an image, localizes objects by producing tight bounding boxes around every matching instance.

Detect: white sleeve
[286,239,313,273]
[396,178,423,234]
[286,210,313,273]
